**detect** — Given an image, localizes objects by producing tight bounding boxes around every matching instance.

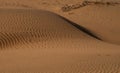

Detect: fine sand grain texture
[0,0,120,73]
[0,0,119,44]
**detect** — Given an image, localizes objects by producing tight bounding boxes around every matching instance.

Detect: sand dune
[0,0,119,44]
[0,0,120,73]
[0,9,98,49]
[64,4,120,45]
[0,9,120,73]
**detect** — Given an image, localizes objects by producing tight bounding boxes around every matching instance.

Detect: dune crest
[0,9,120,73]
[0,9,99,49]
[0,0,120,72]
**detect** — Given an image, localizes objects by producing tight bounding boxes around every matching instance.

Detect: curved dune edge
[0,9,120,73]
[62,4,120,45]
[0,9,102,49]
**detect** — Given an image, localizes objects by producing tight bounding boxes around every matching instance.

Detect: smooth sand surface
[0,0,120,73]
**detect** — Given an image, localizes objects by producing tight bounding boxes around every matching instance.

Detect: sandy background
[0,0,120,44]
[0,0,120,73]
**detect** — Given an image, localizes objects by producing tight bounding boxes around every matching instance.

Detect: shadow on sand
[59,16,102,40]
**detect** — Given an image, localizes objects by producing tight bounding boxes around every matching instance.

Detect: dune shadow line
[59,16,102,40]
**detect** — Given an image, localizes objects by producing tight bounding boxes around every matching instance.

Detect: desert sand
[0,0,120,73]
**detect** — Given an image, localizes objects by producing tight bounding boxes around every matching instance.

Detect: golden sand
[0,0,120,73]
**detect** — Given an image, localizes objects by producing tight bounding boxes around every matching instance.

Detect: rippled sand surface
[0,0,120,73]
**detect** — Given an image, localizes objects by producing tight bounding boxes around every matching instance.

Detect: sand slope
[0,9,96,49]
[0,0,120,44]
[64,5,120,45]
[0,9,120,73]
[0,0,120,73]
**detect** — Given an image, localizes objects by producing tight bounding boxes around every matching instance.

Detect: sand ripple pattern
[0,9,120,73]
[0,9,92,49]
